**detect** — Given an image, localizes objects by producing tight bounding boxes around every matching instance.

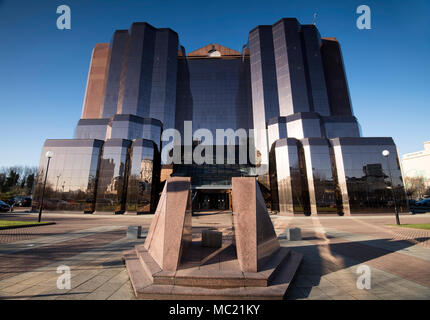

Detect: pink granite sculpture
[124,176,303,299]
[232,177,280,272]
[143,177,192,271]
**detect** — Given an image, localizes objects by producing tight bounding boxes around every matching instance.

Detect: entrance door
[193,190,230,211]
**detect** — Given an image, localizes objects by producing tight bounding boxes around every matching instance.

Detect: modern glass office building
[33,18,407,215]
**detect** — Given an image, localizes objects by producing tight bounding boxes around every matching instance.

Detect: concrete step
[262,247,292,284]
[124,246,303,299]
[123,249,152,297]
[135,245,162,282]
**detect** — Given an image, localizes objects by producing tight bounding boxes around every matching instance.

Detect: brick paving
[0,211,429,299]
[0,212,153,243]
[283,215,430,248]
[273,214,430,299]
[0,228,126,280]
[0,238,141,300]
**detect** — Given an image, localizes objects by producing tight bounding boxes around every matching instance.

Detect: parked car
[416,199,430,207]
[16,197,32,207]
[4,198,15,206]
[410,198,430,214]
[4,196,32,207]
[0,200,11,212]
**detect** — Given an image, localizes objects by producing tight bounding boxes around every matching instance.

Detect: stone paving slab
[281,235,430,300]
[319,227,430,261]
[0,212,429,300]
[0,232,144,300]
[107,281,136,300]
[0,228,127,282]
[0,225,124,255]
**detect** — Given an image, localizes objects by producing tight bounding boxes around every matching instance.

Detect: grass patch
[0,220,53,229]
[391,223,430,230]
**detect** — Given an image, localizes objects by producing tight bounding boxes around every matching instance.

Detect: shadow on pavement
[284,236,430,299]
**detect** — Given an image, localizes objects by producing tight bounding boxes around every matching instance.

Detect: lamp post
[38,151,54,222]
[382,150,400,225]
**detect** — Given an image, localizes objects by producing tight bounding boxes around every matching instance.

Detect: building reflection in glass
[172,143,254,189]
[271,138,310,215]
[126,139,160,214]
[32,140,104,213]
[331,138,408,214]
[175,57,253,138]
[302,138,338,214]
[95,139,132,214]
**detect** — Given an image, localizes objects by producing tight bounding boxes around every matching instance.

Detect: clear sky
[0,0,429,167]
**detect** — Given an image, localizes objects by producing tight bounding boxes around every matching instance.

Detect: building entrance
[192,189,231,211]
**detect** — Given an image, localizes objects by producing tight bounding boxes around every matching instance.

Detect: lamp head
[45,151,54,158]
[382,150,390,157]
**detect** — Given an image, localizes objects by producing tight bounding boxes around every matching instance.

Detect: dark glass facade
[109,115,162,150]
[270,138,310,215]
[302,138,338,214]
[321,38,354,116]
[33,140,103,212]
[95,139,131,213]
[300,25,331,117]
[272,19,311,115]
[34,18,407,215]
[126,139,160,213]
[75,119,110,140]
[175,57,253,137]
[331,138,408,214]
[173,144,253,188]
[249,25,280,172]
[102,30,129,119]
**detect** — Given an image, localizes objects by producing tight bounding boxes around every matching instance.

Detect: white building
[401,141,430,188]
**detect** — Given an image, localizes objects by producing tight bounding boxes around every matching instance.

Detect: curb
[0,222,56,230]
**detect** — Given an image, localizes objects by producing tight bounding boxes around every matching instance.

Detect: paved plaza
[0,211,429,300]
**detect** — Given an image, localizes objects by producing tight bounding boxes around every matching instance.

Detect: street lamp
[382,150,400,225]
[38,151,54,222]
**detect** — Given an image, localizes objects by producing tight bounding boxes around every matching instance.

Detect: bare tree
[404,176,427,199]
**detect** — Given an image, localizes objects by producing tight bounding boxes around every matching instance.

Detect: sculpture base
[123,238,302,300]
[93,211,124,215]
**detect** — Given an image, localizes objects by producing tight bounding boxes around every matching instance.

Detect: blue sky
[0,0,429,167]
